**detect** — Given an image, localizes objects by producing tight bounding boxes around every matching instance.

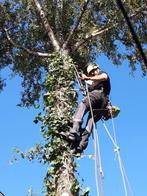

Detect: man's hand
[80,73,89,80]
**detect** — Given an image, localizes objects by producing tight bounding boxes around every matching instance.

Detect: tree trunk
[56,152,77,196]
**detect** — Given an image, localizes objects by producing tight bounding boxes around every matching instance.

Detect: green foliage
[0,0,147,98]
[0,0,147,195]
[42,53,76,134]
[14,53,79,195]
[41,53,78,194]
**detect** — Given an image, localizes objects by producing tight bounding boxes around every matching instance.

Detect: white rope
[101,120,118,148]
[96,129,104,178]
[95,129,104,196]
[102,120,134,196]
[119,154,135,196]
[85,82,104,196]
[73,65,86,95]
[107,113,134,196]
[116,150,128,196]
[95,126,104,196]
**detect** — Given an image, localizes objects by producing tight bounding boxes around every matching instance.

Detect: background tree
[0,0,146,195]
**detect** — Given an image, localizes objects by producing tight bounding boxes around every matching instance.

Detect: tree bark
[55,153,76,196]
[33,0,60,52]
[63,0,90,50]
[32,2,77,195]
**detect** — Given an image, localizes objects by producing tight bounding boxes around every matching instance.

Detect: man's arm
[81,72,108,82]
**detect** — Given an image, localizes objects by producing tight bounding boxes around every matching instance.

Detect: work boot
[76,145,84,154]
[68,132,81,142]
[61,102,87,142]
[59,126,81,143]
[71,144,85,156]
[75,129,90,153]
[61,120,82,142]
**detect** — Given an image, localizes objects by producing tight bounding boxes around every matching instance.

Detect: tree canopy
[0,0,146,106]
[0,0,147,195]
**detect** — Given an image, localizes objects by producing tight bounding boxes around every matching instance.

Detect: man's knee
[82,97,89,108]
[79,130,90,150]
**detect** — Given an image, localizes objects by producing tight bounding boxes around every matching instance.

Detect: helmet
[87,63,99,75]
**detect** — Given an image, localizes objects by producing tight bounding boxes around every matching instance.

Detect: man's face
[89,68,99,76]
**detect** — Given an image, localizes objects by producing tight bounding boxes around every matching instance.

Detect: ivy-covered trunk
[55,153,77,196]
[41,53,79,195]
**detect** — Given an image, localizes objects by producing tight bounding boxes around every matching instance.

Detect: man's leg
[70,92,101,140]
[76,110,102,153]
[75,93,108,153]
[71,90,102,135]
[71,102,87,133]
[61,100,88,142]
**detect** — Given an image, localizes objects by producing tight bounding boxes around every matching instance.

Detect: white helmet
[87,63,100,74]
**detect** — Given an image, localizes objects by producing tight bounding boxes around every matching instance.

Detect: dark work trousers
[79,110,103,151]
[71,90,108,150]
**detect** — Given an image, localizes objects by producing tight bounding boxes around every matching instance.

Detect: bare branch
[63,0,90,49]
[33,0,60,52]
[74,26,111,51]
[125,4,147,22]
[4,28,50,57]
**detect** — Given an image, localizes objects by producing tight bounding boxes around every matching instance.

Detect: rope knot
[114,145,120,153]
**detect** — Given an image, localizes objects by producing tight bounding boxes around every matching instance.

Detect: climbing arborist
[62,63,111,154]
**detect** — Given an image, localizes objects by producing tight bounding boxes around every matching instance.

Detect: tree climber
[62,63,111,154]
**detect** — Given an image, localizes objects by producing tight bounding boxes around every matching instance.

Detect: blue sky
[0,55,147,196]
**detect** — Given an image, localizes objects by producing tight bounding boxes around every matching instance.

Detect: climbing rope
[73,63,86,95]
[95,128,104,196]
[101,120,134,196]
[120,156,135,196]
[85,82,104,196]
[85,91,134,196]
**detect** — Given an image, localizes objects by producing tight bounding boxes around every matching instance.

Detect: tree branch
[33,0,60,52]
[62,0,90,49]
[73,26,111,51]
[116,0,147,68]
[4,28,50,57]
[73,5,146,51]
